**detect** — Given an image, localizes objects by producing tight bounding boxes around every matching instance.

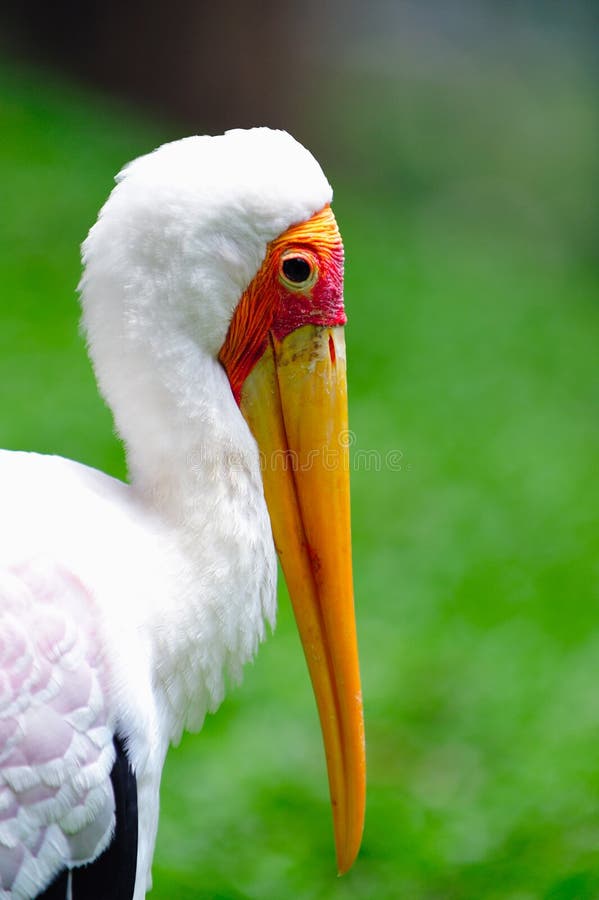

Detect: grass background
[1,31,598,900]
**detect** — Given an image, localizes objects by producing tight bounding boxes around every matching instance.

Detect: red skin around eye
[271,247,346,342]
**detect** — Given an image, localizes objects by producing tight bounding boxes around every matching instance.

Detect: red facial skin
[271,244,345,342]
[219,205,345,404]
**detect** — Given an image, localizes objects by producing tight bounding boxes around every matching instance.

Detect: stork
[0,128,365,899]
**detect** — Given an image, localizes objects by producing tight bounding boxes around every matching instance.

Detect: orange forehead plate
[270,203,342,259]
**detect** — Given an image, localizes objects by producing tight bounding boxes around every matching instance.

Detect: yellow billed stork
[0,128,365,899]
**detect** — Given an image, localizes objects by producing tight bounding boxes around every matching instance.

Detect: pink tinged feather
[0,562,117,896]
[20,708,73,766]
[49,668,92,716]
[0,810,20,847]
[0,789,16,816]
[0,843,23,890]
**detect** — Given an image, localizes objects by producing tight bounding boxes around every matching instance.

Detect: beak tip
[334,819,365,876]
[336,852,357,878]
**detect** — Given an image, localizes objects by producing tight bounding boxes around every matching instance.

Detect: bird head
[80,128,365,873]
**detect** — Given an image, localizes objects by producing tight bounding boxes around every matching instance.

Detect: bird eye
[282,257,311,283]
[279,251,317,290]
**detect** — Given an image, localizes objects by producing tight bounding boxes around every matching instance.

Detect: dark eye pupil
[282,257,312,284]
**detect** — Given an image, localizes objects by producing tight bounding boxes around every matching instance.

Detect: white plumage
[0,128,363,899]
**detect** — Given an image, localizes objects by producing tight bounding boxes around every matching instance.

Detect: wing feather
[0,562,117,898]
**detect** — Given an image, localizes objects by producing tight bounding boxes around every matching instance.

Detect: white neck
[112,337,277,743]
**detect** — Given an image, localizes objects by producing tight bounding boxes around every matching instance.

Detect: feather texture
[0,563,115,898]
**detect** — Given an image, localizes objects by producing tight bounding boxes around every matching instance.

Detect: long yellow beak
[240,324,365,873]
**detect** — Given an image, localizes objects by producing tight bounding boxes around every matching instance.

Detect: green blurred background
[1,2,598,897]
